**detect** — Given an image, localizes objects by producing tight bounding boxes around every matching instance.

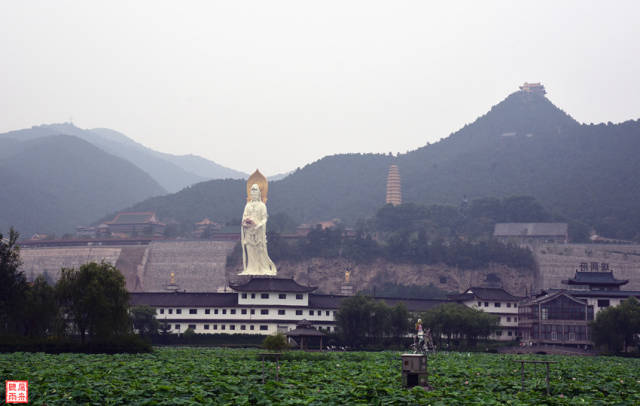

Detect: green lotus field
[1,348,639,405]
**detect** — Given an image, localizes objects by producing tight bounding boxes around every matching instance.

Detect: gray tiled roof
[493,223,567,237]
[229,277,317,293]
[451,287,523,302]
[564,271,628,286]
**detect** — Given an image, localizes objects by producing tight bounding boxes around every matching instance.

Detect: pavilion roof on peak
[563,271,628,286]
[229,277,317,293]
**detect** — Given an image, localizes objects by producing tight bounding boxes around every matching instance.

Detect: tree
[22,275,59,337]
[262,333,289,351]
[591,297,640,353]
[420,303,499,348]
[131,305,159,337]
[56,262,131,343]
[0,228,28,334]
[336,295,409,348]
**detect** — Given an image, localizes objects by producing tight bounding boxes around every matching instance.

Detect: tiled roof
[564,271,628,286]
[451,287,523,302]
[108,212,157,225]
[229,277,317,293]
[129,292,237,307]
[493,223,567,237]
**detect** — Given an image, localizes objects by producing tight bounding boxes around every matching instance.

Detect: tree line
[0,228,151,352]
[334,295,499,350]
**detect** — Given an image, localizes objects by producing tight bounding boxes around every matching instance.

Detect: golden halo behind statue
[246,169,268,203]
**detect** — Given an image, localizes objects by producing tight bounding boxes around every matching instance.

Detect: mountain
[0,135,166,237]
[116,90,640,240]
[1,124,247,192]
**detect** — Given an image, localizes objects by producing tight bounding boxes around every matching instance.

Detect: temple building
[519,82,546,95]
[103,212,165,238]
[129,276,445,335]
[385,165,402,206]
[450,287,523,341]
[518,270,640,347]
[493,223,568,246]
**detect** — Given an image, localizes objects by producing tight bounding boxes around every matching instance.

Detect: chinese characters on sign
[579,262,610,272]
[5,381,28,404]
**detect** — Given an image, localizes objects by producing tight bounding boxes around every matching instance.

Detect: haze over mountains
[121,90,640,240]
[0,124,247,237]
[2,88,639,240]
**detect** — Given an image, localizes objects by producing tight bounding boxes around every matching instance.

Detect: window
[241,325,246,330]
[250,325,255,330]
[507,303,512,308]
[326,311,330,316]
[230,309,236,315]
[508,331,513,336]
[514,303,517,308]
[230,325,235,330]
[309,310,314,316]
[477,302,482,307]
[597,299,610,308]
[495,331,502,336]
[251,309,255,315]
[296,310,303,316]
[176,309,182,314]
[214,309,219,315]
[260,325,268,331]
[515,317,518,322]
[296,294,303,300]
[213,324,218,330]
[541,308,548,320]
[484,302,489,307]
[159,308,165,314]
[279,293,287,299]
[494,302,501,308]
[169,309,173,314]
[241,309,247,315]
[251,293,256,299]
[241,293,247,299]
[189,309,197,314]
[188,324,196,330]
[205,309,210,315]
[278,310,286,315]
[222,309,227,315]
[261,309,269,315]
[221,325,226,330]
[204,324,209,330]
[175,324,180,329]
[261,293,269,299]
[507,317,511,322]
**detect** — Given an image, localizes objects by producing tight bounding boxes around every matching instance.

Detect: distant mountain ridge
[1,124,248,192]
[118,91,640,240]
[0,135,166,236]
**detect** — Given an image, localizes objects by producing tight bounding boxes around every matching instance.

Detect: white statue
[239,170,277,275]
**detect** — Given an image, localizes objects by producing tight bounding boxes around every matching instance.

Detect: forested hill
[117,91,640,239]
[0,135,166,237]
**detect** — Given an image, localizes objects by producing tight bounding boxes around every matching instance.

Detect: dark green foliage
[591,297,640,353]
[420,303,500,347]
[335,295,410,348]
[0,334,151,354]
[262,333,289,351]
[0,228,27,334]
[130,305,159,337]
[56,262,131,343]
[22,275,59,337]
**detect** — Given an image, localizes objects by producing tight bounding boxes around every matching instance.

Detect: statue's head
[250,184,261,201]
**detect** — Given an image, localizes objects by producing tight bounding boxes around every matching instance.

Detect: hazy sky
[1,1,639,175]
